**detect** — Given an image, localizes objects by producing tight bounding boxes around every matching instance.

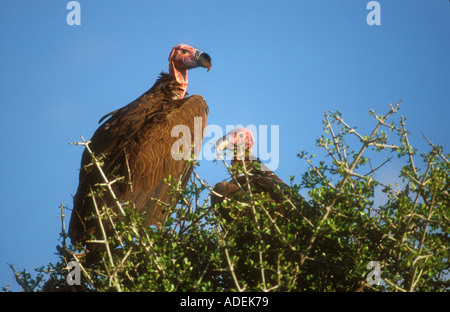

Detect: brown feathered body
[212,159,288,207]
[69,72,208,245]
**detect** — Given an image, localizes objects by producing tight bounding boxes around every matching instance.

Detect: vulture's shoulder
[178,94,209,116]
[211,181,241,207]
[87,90,208,158]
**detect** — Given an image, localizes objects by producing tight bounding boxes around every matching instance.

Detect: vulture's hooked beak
[196,51,212,72]
[215,135,230,153]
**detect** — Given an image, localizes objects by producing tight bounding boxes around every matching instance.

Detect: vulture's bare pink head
[168,44,212,98]
[216,128,255,162]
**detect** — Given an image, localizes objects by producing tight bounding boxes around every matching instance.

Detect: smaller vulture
[69,44,212,255]
[211,127,311,221]
[211,127,315,288]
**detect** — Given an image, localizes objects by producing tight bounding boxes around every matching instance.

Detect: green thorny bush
[5,101,449,292]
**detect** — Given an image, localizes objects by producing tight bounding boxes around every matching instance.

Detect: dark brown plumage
[211,159,288,209]
[69,44,212,250]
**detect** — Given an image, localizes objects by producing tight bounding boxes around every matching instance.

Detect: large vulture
[211,127,311,221]
[69,44,212,251]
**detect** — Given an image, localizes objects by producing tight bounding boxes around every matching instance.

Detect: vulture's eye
[180,49,188,55]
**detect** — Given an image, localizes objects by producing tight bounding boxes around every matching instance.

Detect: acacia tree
[5,102,449,292]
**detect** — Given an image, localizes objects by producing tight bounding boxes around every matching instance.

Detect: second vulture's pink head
[168,44,212,98]
[216,128,255,161]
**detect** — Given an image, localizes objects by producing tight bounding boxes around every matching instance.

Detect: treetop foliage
[4,102,449,292]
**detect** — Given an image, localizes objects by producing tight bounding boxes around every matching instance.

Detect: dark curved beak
[215,135,229,152]
[196,51,212,72]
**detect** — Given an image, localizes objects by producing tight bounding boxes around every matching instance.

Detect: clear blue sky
[0,1,448,290]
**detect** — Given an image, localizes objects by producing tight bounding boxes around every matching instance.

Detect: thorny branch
[14,101,446,292]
